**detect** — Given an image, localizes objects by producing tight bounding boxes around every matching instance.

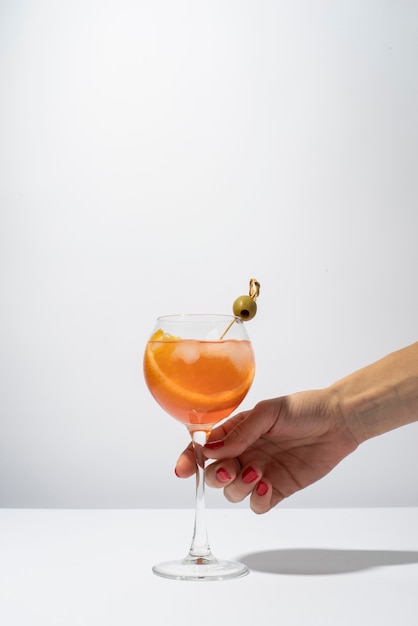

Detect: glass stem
[187,430,214,562]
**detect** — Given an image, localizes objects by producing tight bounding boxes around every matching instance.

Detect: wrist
[330,379,396,444]
[329,343,418,445]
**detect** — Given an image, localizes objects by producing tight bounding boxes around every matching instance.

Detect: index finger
[175,411,250,477]
[203,400,280,460]
[207,410,250,443]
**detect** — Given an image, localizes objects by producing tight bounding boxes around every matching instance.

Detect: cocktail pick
[220,278,260,339]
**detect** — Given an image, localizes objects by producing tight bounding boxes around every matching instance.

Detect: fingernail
[205,440,224,450]
[242,466,259,484]
[216,468,232,482]
[174,467,180,477]
[256,480,269,496]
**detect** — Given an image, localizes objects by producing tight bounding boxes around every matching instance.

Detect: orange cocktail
[144,328,255,431]
[143,312,257,580]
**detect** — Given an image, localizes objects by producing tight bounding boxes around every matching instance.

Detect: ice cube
[205,327,220,341]
[173,341,200,364]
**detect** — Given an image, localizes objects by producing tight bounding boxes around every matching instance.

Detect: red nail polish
[216,468,231,482]
[205,440,224,450]
[256,480,269,496]
[242,467,259,484]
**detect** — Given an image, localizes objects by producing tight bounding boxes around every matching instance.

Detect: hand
[176,342,418,514]
[175,389,359,514]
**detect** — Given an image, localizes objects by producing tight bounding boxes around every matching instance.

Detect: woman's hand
[175,342,418,513]
[175,389,359,514]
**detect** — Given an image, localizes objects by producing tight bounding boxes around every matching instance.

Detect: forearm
[330,342,418,444]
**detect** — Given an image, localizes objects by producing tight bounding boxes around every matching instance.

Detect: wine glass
[143,314,255,580]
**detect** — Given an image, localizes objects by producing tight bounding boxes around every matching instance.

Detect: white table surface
[1,507,417,625]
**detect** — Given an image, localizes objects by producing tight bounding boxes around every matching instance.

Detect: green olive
[233,295,257,321]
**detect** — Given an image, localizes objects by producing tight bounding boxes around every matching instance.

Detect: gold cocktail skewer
[220,278,260,340]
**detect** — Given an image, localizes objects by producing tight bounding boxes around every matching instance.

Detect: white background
[1,0,417,509]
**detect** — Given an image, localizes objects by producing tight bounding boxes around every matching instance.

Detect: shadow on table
[237,548,418,576]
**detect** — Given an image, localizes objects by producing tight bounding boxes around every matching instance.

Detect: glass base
[152,554,249,581]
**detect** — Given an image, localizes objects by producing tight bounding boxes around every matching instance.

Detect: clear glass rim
[156,313,243,323]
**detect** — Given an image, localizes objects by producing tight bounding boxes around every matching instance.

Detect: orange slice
[144,331,254,419]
